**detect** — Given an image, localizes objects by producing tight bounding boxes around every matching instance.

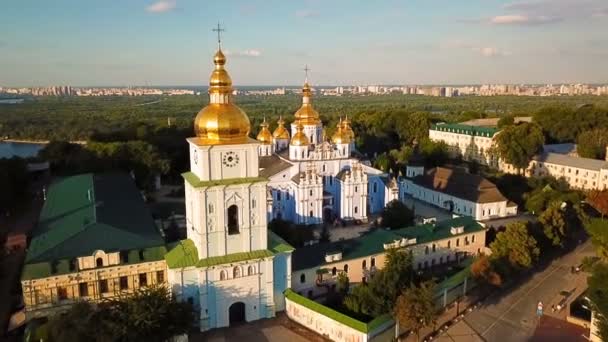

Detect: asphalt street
[443,241,595,342]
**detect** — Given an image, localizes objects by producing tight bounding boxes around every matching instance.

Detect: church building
[164,44,293,331]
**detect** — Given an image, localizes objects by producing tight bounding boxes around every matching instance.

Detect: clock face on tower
[222,151,240,167]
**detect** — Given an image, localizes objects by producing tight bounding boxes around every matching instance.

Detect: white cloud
[490,14,561,25]
[473,47,511,57]
[224,49,262,57]
[295,9,318,18]
[146,0,176,13]
[442,40,510,57]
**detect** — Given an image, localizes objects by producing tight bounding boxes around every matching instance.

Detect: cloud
[224,49,262,58]
[490,14,562,25]
[295,9,318,18]
[146,0,176,13]
[473,47,511,57]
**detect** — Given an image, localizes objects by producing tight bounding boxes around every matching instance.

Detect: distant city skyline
[1,0,608,87]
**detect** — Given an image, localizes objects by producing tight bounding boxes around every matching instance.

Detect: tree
[497,115,515,129]
[494,122,545,173]
[470,254,502,287]
[394,281,438,342]
[588,191,608,219]
[587,263,608,342]
[585,219,608,261]
[381,200,414,229]
[319,224,331,243]
[46,285,194,342]
[577,128,608,160]
[490,222,540,269]
[0,157,29,214]
[336,272,350,296]
[419,138,449,167]
[538,201,568,247]
[344,248,415,316]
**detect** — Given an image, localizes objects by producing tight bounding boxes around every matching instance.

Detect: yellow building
[21,173,168,319]
[291,216,487,298]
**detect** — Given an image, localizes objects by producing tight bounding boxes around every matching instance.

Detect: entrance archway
[229,302,246,325]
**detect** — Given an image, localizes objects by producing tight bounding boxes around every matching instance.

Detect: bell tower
[184,26,268,259]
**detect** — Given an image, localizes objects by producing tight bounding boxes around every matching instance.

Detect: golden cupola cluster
[294,81,321,126]
[290,121,310,146]
[256,117,273,144]
[342,115,355,141]
[272,116,290,140]
[193,49,251,145]
[331,118,351,144]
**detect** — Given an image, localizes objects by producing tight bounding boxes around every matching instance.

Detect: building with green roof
[21,173,168,320]
[291,216,487,298]
[429,122,500,167]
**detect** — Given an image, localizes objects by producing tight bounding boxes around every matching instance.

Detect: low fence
[284,289,393,342]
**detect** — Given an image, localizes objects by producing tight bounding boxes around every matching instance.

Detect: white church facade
[255,78,396,225]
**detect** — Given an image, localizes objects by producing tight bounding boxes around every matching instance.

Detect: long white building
[429,123,499,167]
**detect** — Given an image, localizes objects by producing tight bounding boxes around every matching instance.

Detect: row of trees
[43,286,193,342]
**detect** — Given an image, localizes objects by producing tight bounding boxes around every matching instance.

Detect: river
[0,141,46,159]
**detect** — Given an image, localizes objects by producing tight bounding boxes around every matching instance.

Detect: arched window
[96,257,103,268]
[323,164,326,172]
[371,257,376,267]
[309,210,313,217]
[344,264,349,273]
[447,240,451,248]
[248,266,255,275]
[300,274,306,283]
[309,189,313,196]
[233,266,241,278]
[220,270,227,281]
[472,235,476,243]
[355,186,358,193]
[456,238,460,247]
[362,259,367,269]
[432,244,436,252]
[228,205,239,235]
[425,246,429,255]
[354,206,358,214]
[332,267,337,276]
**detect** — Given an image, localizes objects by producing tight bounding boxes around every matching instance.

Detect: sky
[1,0,608,87]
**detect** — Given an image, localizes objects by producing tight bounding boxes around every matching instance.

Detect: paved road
[442,241,595,342]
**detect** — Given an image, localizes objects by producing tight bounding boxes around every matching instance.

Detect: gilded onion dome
[332,119,351,144]
[342,115,355,140]
[290,121,310,146]
[272,116,290,140]
[193,49,251,144]
[294,81,321,126]
[256,117,273,144]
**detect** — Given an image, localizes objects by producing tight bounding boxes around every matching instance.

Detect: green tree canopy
[577,128,608,160]
[394,281,438,341]
[46,285,194,342]
[490,222,540,269]
[585,219,608,261]
[587,263,608,342]
[381,200,415,229]
[494,122,545,172]
[538,201,569,247]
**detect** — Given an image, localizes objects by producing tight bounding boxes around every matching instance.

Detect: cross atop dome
[212,22,225,49]
[303,65,311,82]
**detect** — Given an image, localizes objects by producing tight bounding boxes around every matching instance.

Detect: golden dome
[294,81,321,126]
[256,118,273,144]
[342,115,355,140]
[193,49,251,144]
[290,122,310,146]
[332,120,351,144]
[272,116,290,140]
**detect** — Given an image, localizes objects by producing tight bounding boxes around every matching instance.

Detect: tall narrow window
[344,264,349,273]
[96,257,103,268]
[310,189,313,196]
[309,210,313,217]
[300,274,306,283]
[79,282,89,297]
[248,266,255,275]
[233,266,241,278]
[252,199,256,209]
[120,276,129,290]
[228,205,239,235]
[156,271,164,283]
[220,270,227,280]
[99,279,109,293]
[139,273,148,287]
[362,259,367,269]
[57,287,68,300]
[277,192,281,201]
[371,257,376,267]
[354,206,358,214]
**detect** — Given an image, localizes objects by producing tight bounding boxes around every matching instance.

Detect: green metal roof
[431,123,498,138]
[182,171,267,188]
[22,173,166,280]
[292,216,485,271]
[284,289,393,333]
[164,232,292,270]
[268,230,295,253]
